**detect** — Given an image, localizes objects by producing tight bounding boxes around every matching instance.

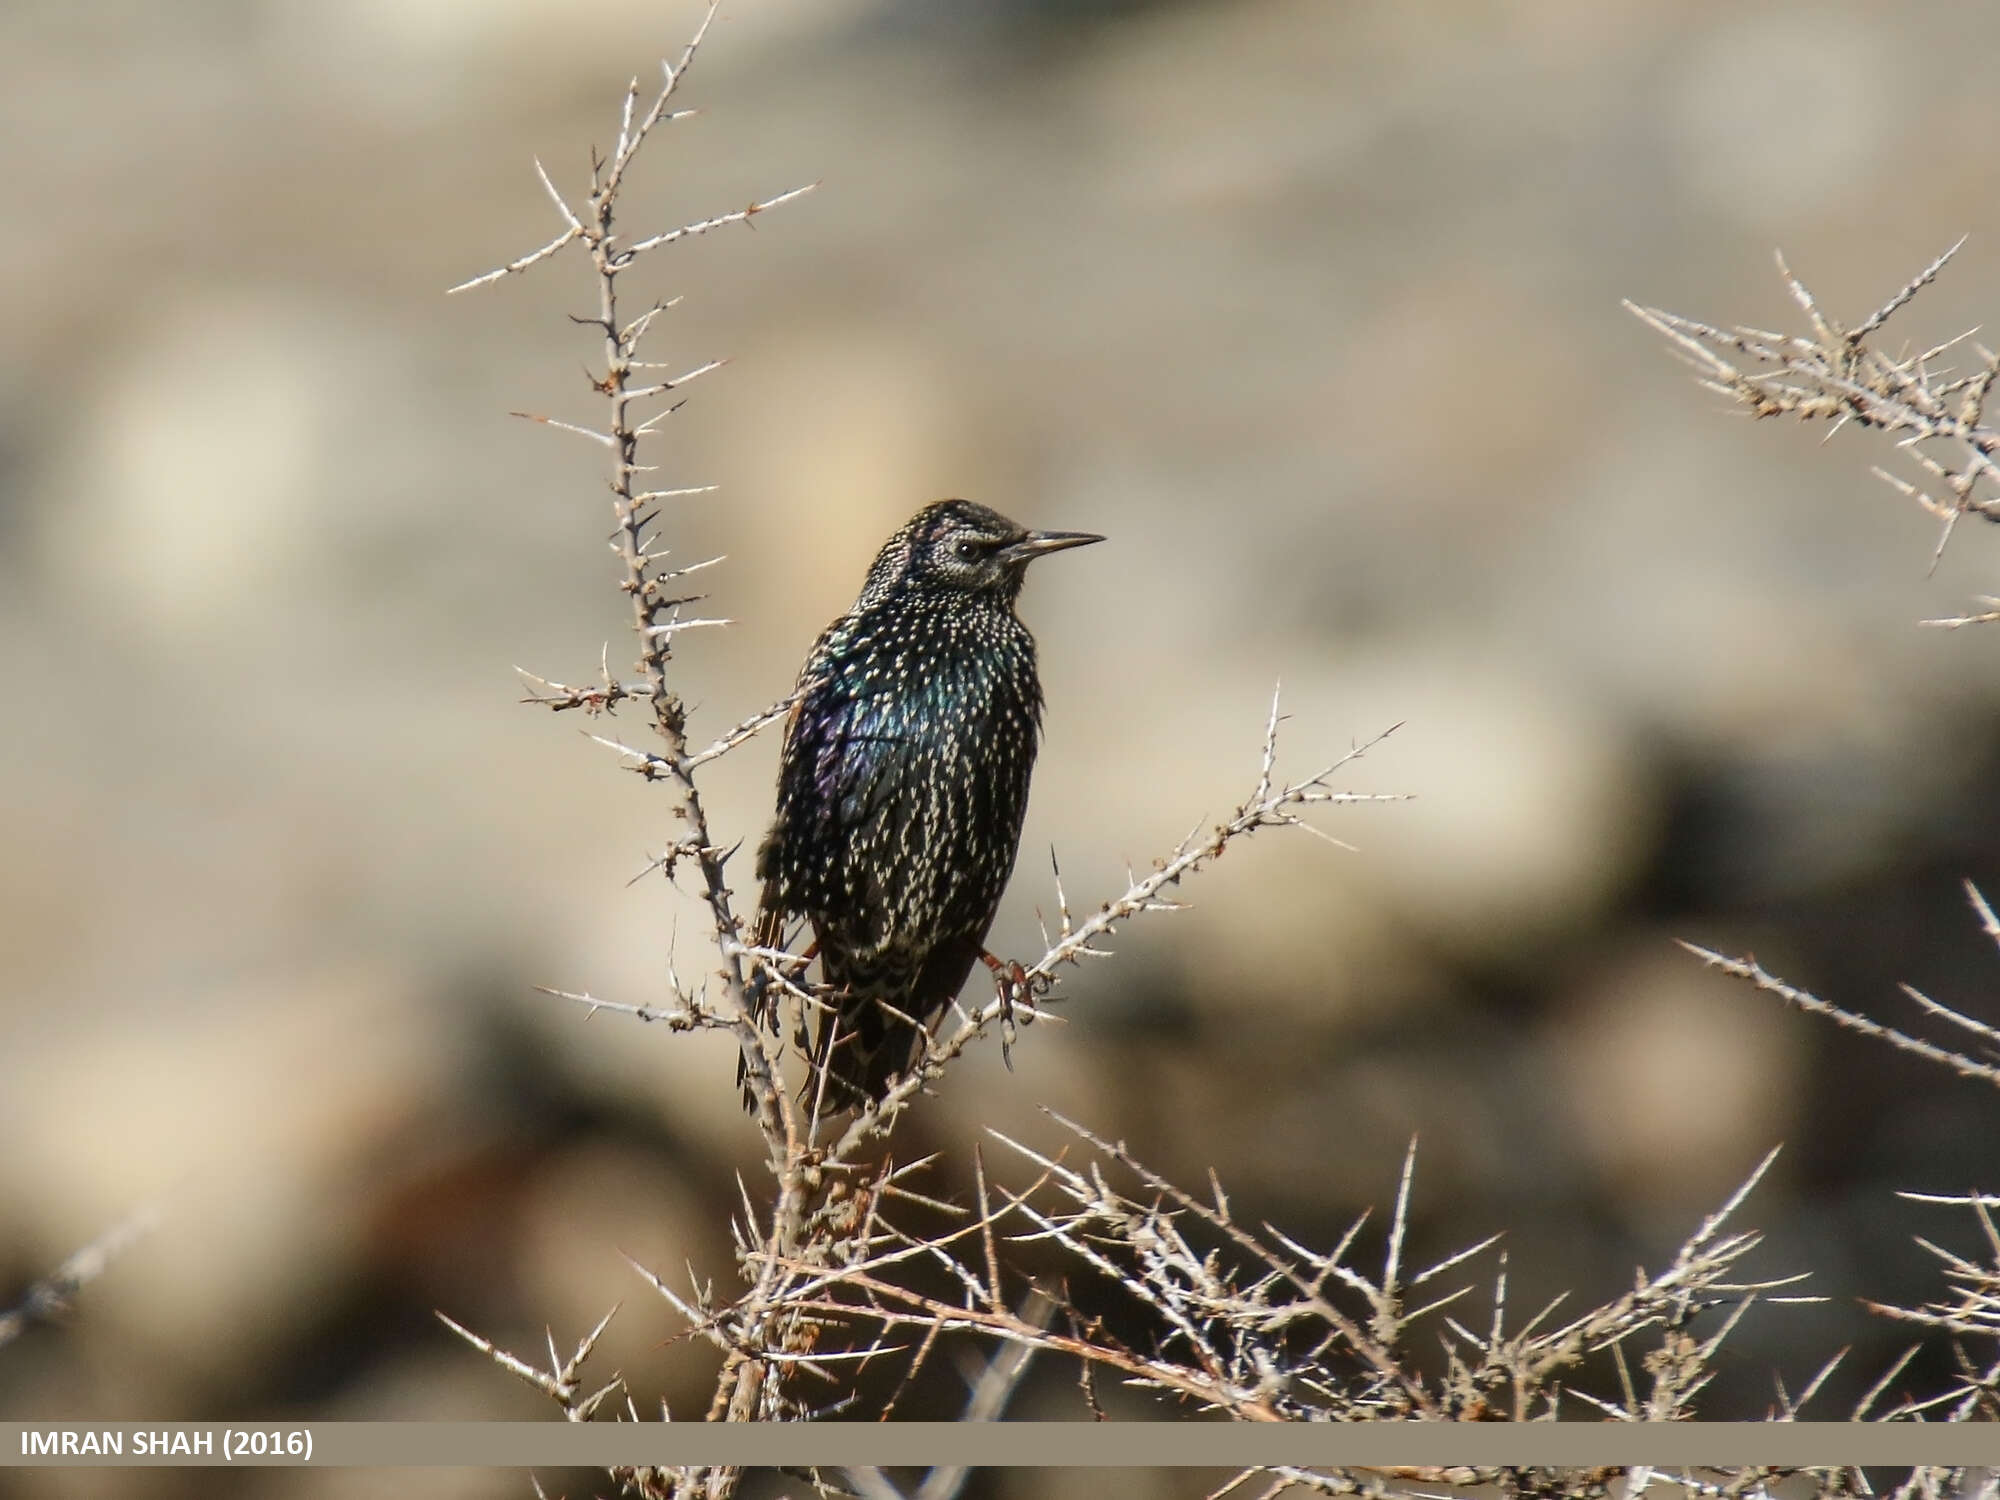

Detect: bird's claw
[981,952,1036,1071]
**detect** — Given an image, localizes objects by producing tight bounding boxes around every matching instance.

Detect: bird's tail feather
[806,994,928,1114]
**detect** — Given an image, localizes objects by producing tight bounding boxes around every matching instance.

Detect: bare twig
[827,709,1407,1156]
[0,1208,159,1354]
[1681,915,2000,1090]
[1631,241,2000,599]
[436,1306,625,1422]
[773,1121,1798,1432]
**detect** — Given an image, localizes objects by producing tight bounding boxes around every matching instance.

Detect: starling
[750,499,1103,1108]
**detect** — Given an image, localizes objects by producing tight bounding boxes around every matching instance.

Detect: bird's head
[864,499,1103,604]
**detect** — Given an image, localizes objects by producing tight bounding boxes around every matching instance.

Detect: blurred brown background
[7,0,2000,1494]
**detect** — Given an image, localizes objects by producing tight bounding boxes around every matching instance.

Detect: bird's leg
[980,951,1031,1002]
[981,951,1035,1071]
[979,951,1032,1014]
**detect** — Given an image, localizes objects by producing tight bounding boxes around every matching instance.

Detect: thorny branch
[0,1208,158,1355]
[443,12,2000,1499]
[446,0,827,1481]
[456,3,814,1169]
[446,7,1415,1463]
[775,1125,1818,1436]
[1218,1175,2000,1496]
[1629,240,2000,597]
[845,1293,1049,1500]
[437,1305,627,1423]
[443,6,1405,1484]
[1621,240,2000,1487]
[823,702,1407,1159]
[1682,881,2000,1091]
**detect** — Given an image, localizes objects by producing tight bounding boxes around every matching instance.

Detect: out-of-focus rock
[1546,940,1803,1231]
[1667,10,1903,230]
[512,1139,726,1410]
[0,968,470,1388]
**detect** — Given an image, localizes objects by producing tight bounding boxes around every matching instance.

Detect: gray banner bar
[4,1423,1998,1468]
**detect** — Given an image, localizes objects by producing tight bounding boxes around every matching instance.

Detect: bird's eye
[952,539,981,561]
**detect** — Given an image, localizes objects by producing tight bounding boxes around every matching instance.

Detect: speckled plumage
[752,500,1103,1107]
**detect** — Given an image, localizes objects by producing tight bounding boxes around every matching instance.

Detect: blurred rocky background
[6,0,2000,1494]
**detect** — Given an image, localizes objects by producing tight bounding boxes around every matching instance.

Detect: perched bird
[751,499,1103,1109]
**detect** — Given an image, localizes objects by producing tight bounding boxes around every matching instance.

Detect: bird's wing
[758,627,909,903]
[798,673,908,845]
[752,683,814,938]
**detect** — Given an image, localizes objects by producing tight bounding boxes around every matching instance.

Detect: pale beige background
[6,1,2000,1495]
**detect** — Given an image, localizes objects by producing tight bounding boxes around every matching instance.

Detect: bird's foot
[981,951,1036,1071]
